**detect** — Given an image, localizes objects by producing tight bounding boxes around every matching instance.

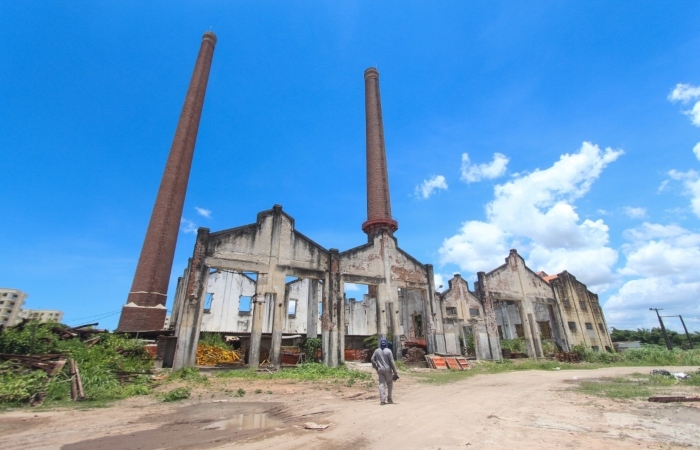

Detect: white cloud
[623,206,646,219]
[180,218,197,234]
[605,223,700,330]
[694,142,700,161]
[440,142,622,290]
[668,83,700,103]
[415,175,448,199]
[344,283,361,291]
[668,169,700,218]
[195,207,212,218]
[669,83,700,127]
[460,152,509,183]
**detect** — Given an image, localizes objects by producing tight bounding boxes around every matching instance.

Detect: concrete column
[172,228,209,370]
[306,279,319,339]
[324,249,341,367]
[476,272,502,361]
[249,286,266,369]
[338,277,346,364]
[425,264,446,354]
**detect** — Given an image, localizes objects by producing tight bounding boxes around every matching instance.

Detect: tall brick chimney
[362,67,398,237]
[117,31,217,332]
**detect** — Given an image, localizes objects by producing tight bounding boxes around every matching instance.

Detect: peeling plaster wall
[438,275,488,357]
[345,294,378,335]
[549,272,614,351]
[479,250,566,358]
[200,270,256,333]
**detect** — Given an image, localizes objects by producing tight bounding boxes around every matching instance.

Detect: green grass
[577,373,682,399]
[216,363,371,384]
[161,387,191,402]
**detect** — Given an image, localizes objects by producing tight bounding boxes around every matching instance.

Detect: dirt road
[1,366,698,449]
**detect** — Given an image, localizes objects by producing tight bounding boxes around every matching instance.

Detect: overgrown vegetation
[499,338,526,353]
[0,321,153,406]
[577,372,699,399]
[300,338,322,362]
[412,348,700,385]
[216,363,371,384]
[167,367,208,384]
[198,333,229,350]
[611,327,699,348]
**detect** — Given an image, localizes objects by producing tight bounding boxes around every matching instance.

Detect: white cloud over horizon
[605,222,700,330]
[460,152,509,183]
[415,175,448,199]
[440,142,623,292]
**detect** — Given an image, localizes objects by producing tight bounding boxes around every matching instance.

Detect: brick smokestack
[362,67,398,237]
[117,31,217,332]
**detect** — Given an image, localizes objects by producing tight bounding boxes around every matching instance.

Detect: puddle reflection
[204,413,280,431]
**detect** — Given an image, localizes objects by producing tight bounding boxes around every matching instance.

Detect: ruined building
[118,33,613,369]
[169,67,444,370]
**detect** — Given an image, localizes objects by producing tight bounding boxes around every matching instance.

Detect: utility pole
[650,308,672,350]
[663,315,694,349]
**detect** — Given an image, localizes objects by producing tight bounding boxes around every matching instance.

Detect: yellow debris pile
[196,344,242,366]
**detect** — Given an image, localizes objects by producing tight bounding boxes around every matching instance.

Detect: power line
[64,309,121,325]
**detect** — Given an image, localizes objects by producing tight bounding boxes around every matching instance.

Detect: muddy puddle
[203,412,280,431]
[63,402,292,450]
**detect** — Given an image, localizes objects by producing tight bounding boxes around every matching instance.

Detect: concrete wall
[345,294,378,335]
[476,249,569,359]
[548,271,614,351]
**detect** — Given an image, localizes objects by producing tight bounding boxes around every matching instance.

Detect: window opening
[239,296,252,314]
[568,321,577,332]
[469,308,480,317]
[288,299,297,317]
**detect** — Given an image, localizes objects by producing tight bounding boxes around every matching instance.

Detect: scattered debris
[304,422,330,430]
[649,396,700,403]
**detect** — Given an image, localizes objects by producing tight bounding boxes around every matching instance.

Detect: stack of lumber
[196,344,241,366]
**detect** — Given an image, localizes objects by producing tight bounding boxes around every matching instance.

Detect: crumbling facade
[545,271,614,352]
[169,68,445,369]
[122,35,613,368]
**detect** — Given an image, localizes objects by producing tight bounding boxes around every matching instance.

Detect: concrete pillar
[324,249,341,367]
[172,228,209,370]
[338,277,346,364]
[306,279,319,339]
[118,32,217,332]
[249,286,267,369]
[476,272,502,361]
[425,264,446,354]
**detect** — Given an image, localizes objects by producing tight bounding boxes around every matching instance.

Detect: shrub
[162,387,191,402]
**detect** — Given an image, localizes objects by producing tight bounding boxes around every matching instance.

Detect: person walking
[371,337,399,405]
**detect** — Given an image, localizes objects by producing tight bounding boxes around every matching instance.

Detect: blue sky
[2,2,700,332]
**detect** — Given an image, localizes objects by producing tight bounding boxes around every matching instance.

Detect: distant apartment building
[17,309,64,324]
[0,288,28,327]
